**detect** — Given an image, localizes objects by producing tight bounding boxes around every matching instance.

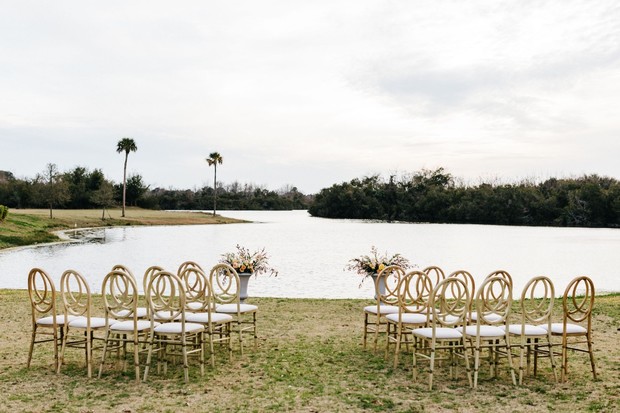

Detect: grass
[0,208,243,250]
[1,290,619,412]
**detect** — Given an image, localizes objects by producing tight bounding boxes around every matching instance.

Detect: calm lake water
[1,210,619,298]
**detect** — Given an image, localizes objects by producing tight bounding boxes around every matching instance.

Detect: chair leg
[98,330,112,378]
[363,313,369,349]
[505,337,517,386]
[133,336,141,384]
[428,347,436,390]
[57,326,69,374]
[463,340,472,388]
[393,324,402,369]
[27,326,37,368]
[86,331,93,379]
[587,335,597,380]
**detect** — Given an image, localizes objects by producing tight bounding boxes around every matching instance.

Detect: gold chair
[143,270,205,383]
[27,268,73,371]
[98,269,158,382]
[211,263,258,354]
[385,270,432,367]
[58,269,115,378]
[541,275,596,382]
[504,276,558,385]
[180,266,233,366]
[459,275,516,388]
[411,277,471,390]
[363,265,404,352]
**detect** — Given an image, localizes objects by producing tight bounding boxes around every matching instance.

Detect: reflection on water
[1,210,619,298]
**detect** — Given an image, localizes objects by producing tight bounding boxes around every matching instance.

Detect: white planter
[369,274,386,300]
[238,272,253,303]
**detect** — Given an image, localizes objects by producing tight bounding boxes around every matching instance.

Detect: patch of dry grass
[1,208,243,250]
[1,291,619,412]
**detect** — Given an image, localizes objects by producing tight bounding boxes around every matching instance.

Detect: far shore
[0,208,245,250]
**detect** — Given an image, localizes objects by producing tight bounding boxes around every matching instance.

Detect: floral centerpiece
[345,246,410,285]
[220,244,278,277]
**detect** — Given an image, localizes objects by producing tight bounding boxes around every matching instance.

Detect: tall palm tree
[206,152,223,215]
[116,137,138,217]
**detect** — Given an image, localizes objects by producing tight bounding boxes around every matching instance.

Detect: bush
[0,205,8,222]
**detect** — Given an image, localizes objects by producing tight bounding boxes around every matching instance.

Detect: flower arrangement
[345,246,410,279]
[220,244,278,277]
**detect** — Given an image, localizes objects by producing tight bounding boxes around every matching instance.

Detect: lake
[1,210,619,298]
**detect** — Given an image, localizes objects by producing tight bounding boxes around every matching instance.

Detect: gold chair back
[101,270,139,321]
[476,275,512,325]
[145,270,186,324]
[422,266,445,289]
[60,269,92,318]
[209,263,240,305]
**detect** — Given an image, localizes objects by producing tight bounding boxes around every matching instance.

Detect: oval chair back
[375,265,406,306]
[423,266,445,290]
[209,263,240,306]
[448,270,476,322]
[430,277,471,328]
[521,276,554,326]
[101,269,140,321]
[180,266,212,312]
[145,270,186,324]
[177,261,204,278]
[475,275,513,326]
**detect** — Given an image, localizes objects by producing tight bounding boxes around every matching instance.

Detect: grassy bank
[1,291,619,413]
[0,208,243,250]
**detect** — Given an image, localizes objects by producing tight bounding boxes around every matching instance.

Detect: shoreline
[0,208,245,251]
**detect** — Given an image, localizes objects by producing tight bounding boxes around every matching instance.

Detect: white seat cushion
[385,313,427,324]
[154,311,181,321]
[68,317,115,329]
[116,308,148,319]
[186,302,204,311]
[405,305,427,312]
[435,314,462,324]
[540,323,588,335]
[458,325,506,338]
[110,320,158,332]
[154,322,204,334]
[185,312,234,324]
[216,304,258,313]
[36,315,76,326]
[470,311,503,323]
[364,305,399,315]
[504,324,548,336]
[412,327,463,340]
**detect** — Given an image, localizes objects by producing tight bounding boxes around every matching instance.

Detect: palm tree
[206,152,223,215]
[116,137,138,217]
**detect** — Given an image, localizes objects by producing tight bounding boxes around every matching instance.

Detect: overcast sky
[1,1,619,194]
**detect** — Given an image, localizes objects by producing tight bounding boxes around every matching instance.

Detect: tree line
[308,168,620,228]
[0,168,311,214]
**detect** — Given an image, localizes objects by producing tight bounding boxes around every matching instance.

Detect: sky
[1,0,620,194]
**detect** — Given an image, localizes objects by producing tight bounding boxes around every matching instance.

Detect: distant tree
[90,182,115,220]
[125,174,149,206]
[116,137,138,217]
[38,163,69,219]
[206,152,223,215]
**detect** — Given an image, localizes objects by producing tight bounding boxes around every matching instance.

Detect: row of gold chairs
[364,266,597,389]
[27,262,257,383]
